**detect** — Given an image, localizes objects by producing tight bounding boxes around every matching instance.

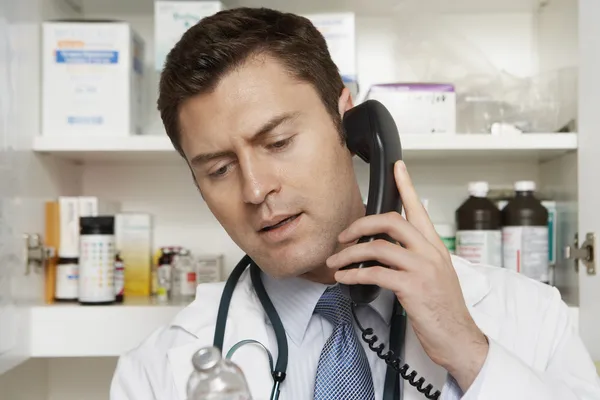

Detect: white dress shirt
[260,271,485,400]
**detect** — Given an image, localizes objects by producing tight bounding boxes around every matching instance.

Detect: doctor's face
[178,55,364,280]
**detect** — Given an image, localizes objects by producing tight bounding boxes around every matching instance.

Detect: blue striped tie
[313,285,375,400]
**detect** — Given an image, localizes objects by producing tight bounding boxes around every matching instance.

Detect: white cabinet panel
[577,0,600,361]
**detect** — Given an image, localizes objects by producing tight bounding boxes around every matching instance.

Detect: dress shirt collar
[261,270,396,346]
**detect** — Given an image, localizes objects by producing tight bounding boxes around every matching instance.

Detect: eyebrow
[189,111,300,167]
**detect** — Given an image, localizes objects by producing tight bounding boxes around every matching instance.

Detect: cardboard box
[305,12,357,93]
[366,83,456,134]
[42,21,145,137]
[78,197,121,217]
[155,1,224,70]
[115,213,153,296]
[58,197,80,258]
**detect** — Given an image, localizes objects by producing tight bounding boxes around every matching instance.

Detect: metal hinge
[23,233,55,275]
[565,232,596,275]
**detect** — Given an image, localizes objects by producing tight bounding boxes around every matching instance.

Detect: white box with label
[366,83,456,134]
[42,21,145,137]
[304,12,356,90]
[155,1,224,70]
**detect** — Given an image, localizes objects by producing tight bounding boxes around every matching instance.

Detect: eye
[267,136,294,151]
[208,164,231,179]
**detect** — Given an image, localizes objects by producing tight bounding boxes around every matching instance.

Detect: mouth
[259,213,302,232]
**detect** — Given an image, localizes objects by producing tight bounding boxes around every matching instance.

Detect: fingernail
[334,270,347,281]
[396,160,406,172]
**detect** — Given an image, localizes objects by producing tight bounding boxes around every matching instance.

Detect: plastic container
[187,346,252,400]
[54,257,79,301]
[171,249,197,302]
[455,181,502,267]
[79,216,116,305]
[501,181,549,283]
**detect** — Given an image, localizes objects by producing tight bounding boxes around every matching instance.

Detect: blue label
[67,116,104,125]
[548,210,555,263]
[56,50,119,64]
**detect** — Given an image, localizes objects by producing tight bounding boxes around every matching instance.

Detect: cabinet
[0,0,599,398]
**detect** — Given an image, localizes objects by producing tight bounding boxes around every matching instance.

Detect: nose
[239,154,280,205]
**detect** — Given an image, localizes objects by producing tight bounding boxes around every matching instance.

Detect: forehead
[178,55,318,152]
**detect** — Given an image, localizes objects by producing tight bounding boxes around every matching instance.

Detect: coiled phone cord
[351,303,441,400]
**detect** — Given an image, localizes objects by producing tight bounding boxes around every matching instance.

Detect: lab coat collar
[451,255,492,307]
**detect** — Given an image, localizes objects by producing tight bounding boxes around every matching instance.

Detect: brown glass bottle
[455,182,502,267]
[501,181,549,283]
[114,252,125,303]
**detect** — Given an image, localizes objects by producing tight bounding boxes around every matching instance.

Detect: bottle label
[55,262,79,299]
[502,226,549,282]
[79,234,116,302]
[456,230,502,267]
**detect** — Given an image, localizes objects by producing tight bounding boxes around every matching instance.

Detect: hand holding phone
[327,159,489,394]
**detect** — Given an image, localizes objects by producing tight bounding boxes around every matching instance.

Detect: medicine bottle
[79,216,116,305]
[54,257,79,301]
[455,181,502,267]
[501,181,549,283]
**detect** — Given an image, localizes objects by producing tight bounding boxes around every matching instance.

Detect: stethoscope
[213,254,407,400]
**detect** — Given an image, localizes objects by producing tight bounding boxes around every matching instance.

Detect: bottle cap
[80,216,114,235]
[515,180,536,192]
[468,181,489,197]
[192,346,221,371]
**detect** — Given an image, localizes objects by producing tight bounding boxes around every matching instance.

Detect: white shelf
[33,133,578,164]
[27,298,579,357]
[29,297,185,357]
[83,0,540,17]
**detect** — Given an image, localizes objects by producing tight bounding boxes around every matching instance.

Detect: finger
[327,239,421,272]
[334,266,407,293]
[394,161,448,255]
[338,212,430,253]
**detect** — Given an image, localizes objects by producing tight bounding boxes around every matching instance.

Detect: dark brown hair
[157,7,346,157]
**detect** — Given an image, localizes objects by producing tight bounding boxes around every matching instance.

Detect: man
[110,7,600,400]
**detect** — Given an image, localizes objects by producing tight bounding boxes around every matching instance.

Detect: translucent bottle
[171,249,197,302]
[187,346,252,400]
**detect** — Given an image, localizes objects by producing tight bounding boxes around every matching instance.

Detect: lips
[259,214,301,232]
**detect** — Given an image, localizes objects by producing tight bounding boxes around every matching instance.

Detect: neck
[300,195,366,285]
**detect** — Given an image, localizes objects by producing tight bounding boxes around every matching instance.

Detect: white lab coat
[110,256,600,400]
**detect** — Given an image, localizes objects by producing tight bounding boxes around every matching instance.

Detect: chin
[258,239,335,279]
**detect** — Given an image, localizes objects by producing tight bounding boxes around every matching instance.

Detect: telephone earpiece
[339,99,403,305]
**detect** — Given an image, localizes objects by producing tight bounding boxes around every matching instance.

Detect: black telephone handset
[339,100,441,400]
[340,99,403,305]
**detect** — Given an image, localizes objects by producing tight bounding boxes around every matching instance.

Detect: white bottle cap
[514,180,536,192]
[468,181,489,197]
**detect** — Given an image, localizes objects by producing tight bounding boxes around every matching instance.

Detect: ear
[338,87,354,117]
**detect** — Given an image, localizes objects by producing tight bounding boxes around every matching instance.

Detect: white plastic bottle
[187,346,252,400]
[171,249,197,302]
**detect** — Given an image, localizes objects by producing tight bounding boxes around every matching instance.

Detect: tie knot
[314,285,353,327]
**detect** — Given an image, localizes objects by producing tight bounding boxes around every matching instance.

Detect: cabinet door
[578,0,600,365]
[0,0,47,375]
